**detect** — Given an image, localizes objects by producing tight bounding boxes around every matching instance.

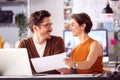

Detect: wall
[72,0,120,61]
[72,0,105,22]
[0,27,19,47]
[29,0,64,37]
[0,5,27,47]
[0,0,65,47]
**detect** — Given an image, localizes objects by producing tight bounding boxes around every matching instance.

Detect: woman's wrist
[73,62,78,69]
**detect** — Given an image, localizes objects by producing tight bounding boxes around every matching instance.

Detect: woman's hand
[64,57,74,68]
[56,57,76,74]
[56,57,74,74]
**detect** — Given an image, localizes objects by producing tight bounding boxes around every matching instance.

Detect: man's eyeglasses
[40,23,52,27]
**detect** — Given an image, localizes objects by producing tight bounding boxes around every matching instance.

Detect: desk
[0,74,119,80]
[0,67,118,80]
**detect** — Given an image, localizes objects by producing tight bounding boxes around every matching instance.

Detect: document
[31,52,69,73]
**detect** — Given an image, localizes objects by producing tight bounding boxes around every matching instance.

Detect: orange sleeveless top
[0,35,2,48]
[71,38,104,74]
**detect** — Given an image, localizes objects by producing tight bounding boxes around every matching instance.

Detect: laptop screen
[0,48,32,76]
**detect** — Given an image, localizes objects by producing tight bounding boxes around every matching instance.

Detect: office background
[0,0,120,61]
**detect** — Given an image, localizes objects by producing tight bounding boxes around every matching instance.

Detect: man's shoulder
[51,35,63,40]
[20,37,33,43]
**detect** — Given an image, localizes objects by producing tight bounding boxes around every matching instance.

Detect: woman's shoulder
[89,38,99,45]
[90,39,103,52]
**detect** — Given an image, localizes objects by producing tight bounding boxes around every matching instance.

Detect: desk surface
[0,74,99,78]
[0,67,118,80]
[0,74,119,80]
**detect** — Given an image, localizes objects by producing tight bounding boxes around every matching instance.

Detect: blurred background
[0,0,120,61]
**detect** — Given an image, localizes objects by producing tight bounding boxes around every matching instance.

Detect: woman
[58,13,104,74]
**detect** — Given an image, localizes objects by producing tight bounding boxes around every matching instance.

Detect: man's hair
[28,10,51,32]
[71,13,92,33]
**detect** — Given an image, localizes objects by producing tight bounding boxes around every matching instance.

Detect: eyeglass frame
[39,23,52,27]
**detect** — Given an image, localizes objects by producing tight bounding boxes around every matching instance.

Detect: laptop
[0,48,32,76]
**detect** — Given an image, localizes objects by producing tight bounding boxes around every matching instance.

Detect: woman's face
[70,19,82,37]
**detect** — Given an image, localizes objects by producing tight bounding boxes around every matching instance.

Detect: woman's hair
[27,10,51,32]
[71,13,92,33]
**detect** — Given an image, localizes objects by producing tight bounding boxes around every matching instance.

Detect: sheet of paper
[31,52,69,73]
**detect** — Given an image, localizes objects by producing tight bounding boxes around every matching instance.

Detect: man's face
[34,17,53,40]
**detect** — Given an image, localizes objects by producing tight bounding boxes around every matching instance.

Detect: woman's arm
[64,41,103,69]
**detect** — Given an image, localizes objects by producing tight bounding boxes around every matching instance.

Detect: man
[18,10,65,74]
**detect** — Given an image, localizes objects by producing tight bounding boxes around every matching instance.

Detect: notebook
[0,48,32,76]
